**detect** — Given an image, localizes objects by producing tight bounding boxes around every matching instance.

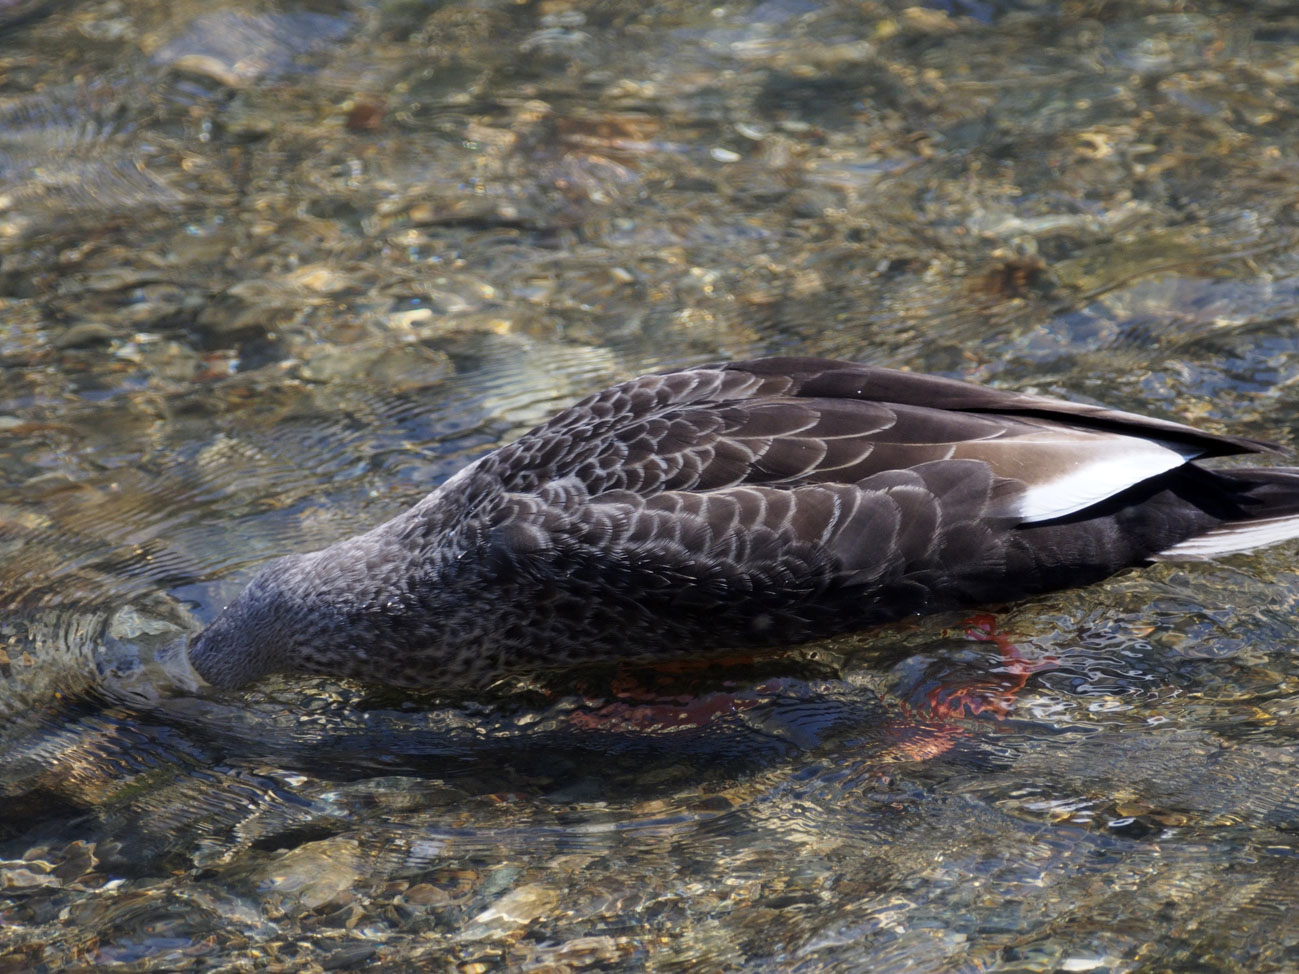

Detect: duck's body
[188,358,1299,690]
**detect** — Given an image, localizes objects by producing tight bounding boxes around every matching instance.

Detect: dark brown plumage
[187,357,1299,690]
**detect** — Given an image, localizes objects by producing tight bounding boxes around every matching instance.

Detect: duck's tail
[1154,467,1299,561]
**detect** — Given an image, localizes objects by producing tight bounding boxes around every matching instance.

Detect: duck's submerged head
[187,514,476,690]
[187,554,312,689]
[187,538,429,689]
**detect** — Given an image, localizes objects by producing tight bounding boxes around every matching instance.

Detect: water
[3,0,1299,970]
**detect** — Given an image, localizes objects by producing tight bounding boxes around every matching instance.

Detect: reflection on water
[3,0,1299,970]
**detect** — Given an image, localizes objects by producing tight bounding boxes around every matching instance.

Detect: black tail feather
[1153,466,1299,561]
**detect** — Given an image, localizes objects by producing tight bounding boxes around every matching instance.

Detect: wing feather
[481,358,1274,530]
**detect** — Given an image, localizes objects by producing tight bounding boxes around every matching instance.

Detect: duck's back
[432,357,1299,675]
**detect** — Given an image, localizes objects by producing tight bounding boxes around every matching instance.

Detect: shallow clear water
[3,0,1299,970]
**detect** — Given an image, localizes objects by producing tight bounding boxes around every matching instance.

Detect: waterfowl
[188,357,1299,690]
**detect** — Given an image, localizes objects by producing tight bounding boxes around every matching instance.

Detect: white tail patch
[970,433,1202,522]
[1153,513,1299,561]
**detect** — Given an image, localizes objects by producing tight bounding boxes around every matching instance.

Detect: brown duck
[188,357,1299,690]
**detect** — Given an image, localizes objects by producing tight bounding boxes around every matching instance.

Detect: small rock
[462,882,560,940]
[0,862,59,891]
[321,942,378,970]
[255,839,362,915]
[403,883,452,907]
[54,322,115,349]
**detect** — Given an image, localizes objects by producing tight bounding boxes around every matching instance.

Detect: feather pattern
[187,357,1299,690]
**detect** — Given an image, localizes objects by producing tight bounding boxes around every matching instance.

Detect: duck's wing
[485,463,1010,650]
[485,358,1276,525]
[721,358,1273,454]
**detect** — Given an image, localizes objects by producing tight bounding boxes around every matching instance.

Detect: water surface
[2,1,1299,971]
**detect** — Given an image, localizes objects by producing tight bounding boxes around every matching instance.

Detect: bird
[187,357,1299,691]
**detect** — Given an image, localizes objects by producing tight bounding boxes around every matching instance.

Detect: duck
[187,357,1299,690]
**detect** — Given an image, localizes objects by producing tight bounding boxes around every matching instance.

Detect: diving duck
[188,357,1299,690]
